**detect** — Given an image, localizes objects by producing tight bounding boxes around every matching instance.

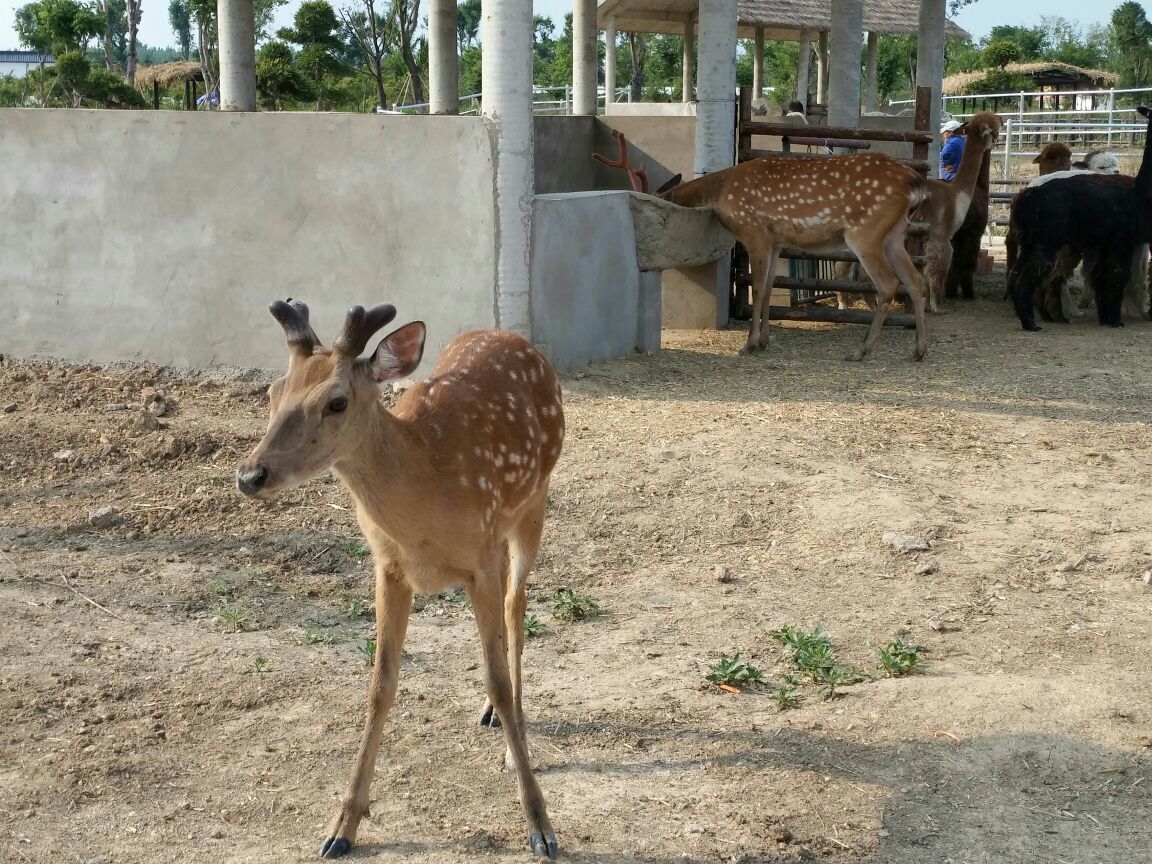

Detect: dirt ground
[2,267,1151,864]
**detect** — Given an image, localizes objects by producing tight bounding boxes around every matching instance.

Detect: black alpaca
[1007,105,1152,331]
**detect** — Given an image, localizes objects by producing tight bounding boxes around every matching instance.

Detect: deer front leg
[742,248,779,354]
[321,566,412,859]
[469,574,557,859]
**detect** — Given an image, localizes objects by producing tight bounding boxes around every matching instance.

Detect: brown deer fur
[659,153,930,361]
[236,301,564,861]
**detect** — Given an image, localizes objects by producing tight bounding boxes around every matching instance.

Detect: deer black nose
[236,465,269,496]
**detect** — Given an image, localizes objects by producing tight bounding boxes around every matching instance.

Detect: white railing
[391,86,632,115]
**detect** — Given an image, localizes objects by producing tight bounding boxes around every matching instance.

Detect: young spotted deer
[236,300,564,860]
[656,153,929,361]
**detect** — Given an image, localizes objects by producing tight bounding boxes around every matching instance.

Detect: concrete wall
[0,110,497,373]
[530,192,659,368]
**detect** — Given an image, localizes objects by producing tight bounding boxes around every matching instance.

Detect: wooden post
[185,79,191,110]
[153,80,160,110]
[738,86,752,162]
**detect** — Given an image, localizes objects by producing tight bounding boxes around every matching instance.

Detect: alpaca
[1008,106,1152,331]
[944,145,993,300]
[1034,142,1072,175]
[1072,150,1121,173]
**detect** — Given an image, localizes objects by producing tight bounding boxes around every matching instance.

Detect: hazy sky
[0,1,1147,56]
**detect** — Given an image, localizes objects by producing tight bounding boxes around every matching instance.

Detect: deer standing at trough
[236,300,564,860]
[656,154,930,360]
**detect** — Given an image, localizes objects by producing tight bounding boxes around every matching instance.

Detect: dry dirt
[2,270,1151,864]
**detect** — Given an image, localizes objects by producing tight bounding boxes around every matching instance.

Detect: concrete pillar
[572,0,597,114]
[482,0,534,335]
[864,31,879,113]
[816,31,828,105]
[752,26,765,98]
[429,0,459,114]
[796,30,812,107]
[605,15,617,108]
[217,0,256,111]
[916,0,946,177]
[693,0,738,177]
[827,0,863,128]
[682,15,694,102]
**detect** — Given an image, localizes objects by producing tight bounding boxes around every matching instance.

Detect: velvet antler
[269,298,322,358]
[334,303,399,358]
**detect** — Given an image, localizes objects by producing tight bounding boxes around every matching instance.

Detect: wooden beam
[768,305,915,327]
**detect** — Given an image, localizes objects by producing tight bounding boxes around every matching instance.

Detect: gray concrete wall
[0,110,498,373]
[530,192,659,368]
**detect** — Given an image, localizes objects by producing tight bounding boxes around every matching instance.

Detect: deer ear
[655,173,682,196]
[367,322,426,383]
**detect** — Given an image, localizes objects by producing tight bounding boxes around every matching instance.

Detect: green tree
[987,24,1047,61]
[168,0,192,59]
[339,0,389,109]
[983,38,1022,69]
[875,34,917,102]
[279,0,346,109]
[1109,1,1152,86]
[456,0,479,51]
[256,40,310,109]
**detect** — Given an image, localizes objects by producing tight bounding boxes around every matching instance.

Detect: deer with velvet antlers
[236,300,564,860]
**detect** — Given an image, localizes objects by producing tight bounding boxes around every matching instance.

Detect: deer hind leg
[741,247,780,354]
[845,228,926,362]
[469,564,557,859]
[321,565,413,859]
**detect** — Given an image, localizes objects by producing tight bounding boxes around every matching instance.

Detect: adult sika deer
[236,300,564,859]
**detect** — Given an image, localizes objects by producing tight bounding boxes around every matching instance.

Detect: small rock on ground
[915,561,938,575]
[88,506,123,529]
[882,531,930,553]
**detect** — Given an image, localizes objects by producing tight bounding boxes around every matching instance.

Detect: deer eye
[327,396,348,414]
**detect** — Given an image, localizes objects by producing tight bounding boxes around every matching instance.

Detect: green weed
[705,653,766,688]
[877,636,923,677]
[550,588,602,622]
[524,613,545,638]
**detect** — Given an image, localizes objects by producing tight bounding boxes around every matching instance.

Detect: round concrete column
[218,0,256,111]
[864,31,879,113]
[693,0,738,177]
[916,0,946,176]
[482,0,534,335]
[682,15,695,102]
[827,0,863,128]
[572,0,597,114]
[605,15,617,108]
[429,0,459,114]
[816,31,828,105]
[752,26,765,98]
[795,30,812,108]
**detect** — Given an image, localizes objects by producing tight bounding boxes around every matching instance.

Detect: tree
[339,0,389,109]
[456,0,479,52]
[256,40,309,108]
[125,0,141,86]
[987,25,1046,61]
[626,32,647,101]
[16,0,102,104]
[1110,1,1152,87]
[875,34,917,102]
[983,38,1021,69]
[279,0,346,110]
[97,0,126,70]
[388,0,424,107]
[168,0,192,59]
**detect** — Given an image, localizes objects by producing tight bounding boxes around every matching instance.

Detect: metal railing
[390,85,631,115]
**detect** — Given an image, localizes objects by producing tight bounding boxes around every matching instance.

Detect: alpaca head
[1083,151,1121,174]
[1033,142,1073,175]
[956,112,1002,151]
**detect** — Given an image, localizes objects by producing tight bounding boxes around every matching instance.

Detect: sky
[0,0,1147,54]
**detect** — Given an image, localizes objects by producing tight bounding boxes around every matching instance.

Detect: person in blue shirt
[939,119,965,181]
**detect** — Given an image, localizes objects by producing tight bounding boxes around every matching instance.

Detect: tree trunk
[126,0,141,86]
[368,7,387,108]
[403,50,425,106]
[101,1,114,70]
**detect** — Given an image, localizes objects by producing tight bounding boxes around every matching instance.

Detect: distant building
[0,51,55,79]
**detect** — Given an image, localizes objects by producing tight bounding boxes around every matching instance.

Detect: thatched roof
[134,61,204,89]
[943,61,1118,94]
[597,0,970,40]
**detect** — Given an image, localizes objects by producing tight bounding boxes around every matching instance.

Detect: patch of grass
[359,638,376,666]
[524,613,545,638]
[550,588,602,622]
[772,684,801,710]
[705,653,766,688]
[441,587,472,607]
[209,578,234,597]
[770,625,868,700]
[248,655,270,673]
[341,595,370,619]
[301,626,335,645]
[213,605,253,633]
[345,539,370,559]
[877,636,923,677]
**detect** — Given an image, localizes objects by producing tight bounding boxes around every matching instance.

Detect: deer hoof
[529,829,559,859]
[320,836,352,859]
[478,703,502,729]
[738,342,759,355]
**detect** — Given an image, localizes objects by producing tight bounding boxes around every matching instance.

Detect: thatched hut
[943,62,1120,114]
[134,60,206,110]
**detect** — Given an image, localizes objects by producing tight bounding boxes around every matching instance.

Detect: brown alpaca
[1033,142,1072,175]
